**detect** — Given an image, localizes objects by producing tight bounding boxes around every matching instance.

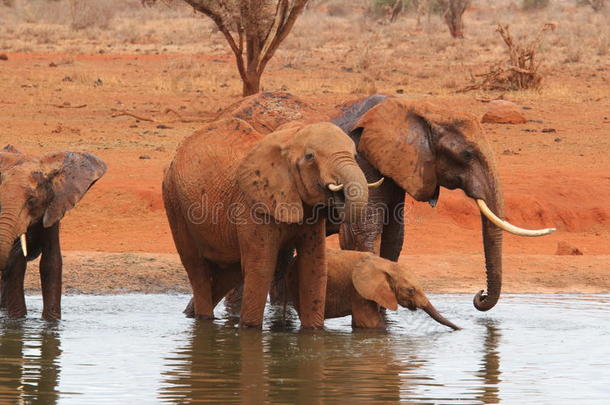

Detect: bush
[69,0,117,30]
[367,0,444,20]
[521,0,550,10]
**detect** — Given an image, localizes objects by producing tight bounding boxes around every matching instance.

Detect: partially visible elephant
[219,92,554,312]
[272,248,459,330]
[162,119,379,328]
[0,145,107,319]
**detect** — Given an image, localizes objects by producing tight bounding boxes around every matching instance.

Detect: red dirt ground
[1,53,608,294]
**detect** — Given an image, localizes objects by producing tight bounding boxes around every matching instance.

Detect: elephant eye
[304,152,315,161]
[461,149,475,161]
[27,196,39,209]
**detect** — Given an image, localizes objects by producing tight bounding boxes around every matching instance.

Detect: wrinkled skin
[270,248,459,330]
[0,145,106,319]
[221,93,505,312]
[162,120,369,328]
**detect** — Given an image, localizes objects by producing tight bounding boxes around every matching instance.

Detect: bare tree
[145,0,309,96]
[438,0,470,38]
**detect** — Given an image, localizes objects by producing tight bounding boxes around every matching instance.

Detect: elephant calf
[274,248,460,330]
[0,145,107,319]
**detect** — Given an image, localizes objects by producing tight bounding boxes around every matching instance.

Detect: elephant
[162,119,380,328]
[0,145,107,319]
[271,248,460,330]
[329,96,554,312]
[220,92,555,312]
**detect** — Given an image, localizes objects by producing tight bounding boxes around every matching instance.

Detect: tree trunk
[242,71,261,96]
[442,0,470,39]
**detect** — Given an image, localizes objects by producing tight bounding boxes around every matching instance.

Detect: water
[0,294,608,404]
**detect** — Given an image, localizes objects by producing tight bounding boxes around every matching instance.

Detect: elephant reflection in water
[160,320,424,404]
[473,319,502,404]
[159,324,267,404]
[0,322,61,404]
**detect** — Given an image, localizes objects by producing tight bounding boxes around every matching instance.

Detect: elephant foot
[42,311,61,321]
[239,321,263,329]
[183,298,195,318]
[6,307,27,319]
[195,314,215,321]
[299,324,325,331]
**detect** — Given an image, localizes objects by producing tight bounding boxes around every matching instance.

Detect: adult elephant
[221,92,555,312]
[0,145,107,319]
[162,119,377,328]
[330,95,554,311]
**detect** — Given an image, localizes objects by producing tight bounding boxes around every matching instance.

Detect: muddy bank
[22,251,610,295]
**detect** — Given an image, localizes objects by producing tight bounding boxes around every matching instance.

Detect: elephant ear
[352,99,438,201]
[237,127,303,224]
[41,151,108,228]
[352,258,398,310]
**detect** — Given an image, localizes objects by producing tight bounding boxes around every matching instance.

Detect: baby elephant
[277,249,460,330]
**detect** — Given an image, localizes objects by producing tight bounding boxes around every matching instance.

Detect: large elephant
[220,92,554,312]
[272,248,460,330]
[330,96,554,311]
[0,145,107,319]
[162,119,378,328]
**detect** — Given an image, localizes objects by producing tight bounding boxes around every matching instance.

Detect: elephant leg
[2,254,27,318]
[222,286,243,317]
[239,227,280,328]
[351,296,386,329]
[380,195,406,262]
[40,223,62,320]
[0,278,6,309]
[187,258,215,320]
[296,221,327,329]
[183,265,242,318]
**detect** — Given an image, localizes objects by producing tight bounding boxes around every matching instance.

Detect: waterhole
[0,294,608,403]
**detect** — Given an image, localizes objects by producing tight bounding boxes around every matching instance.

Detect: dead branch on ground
[458,22,556,93]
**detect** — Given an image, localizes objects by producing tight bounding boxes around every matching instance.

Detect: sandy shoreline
[22,251,610,295]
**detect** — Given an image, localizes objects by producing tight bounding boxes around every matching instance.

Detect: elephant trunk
[473,179,504,312]
[336,163,369,225]
[422,301,460,331]
[0,203,22,271]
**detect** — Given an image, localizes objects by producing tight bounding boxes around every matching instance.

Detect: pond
[0,294,608,404]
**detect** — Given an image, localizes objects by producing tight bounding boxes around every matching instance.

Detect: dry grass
[0,0,608,101]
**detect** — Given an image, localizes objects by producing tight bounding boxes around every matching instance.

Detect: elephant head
[352,99,554,311]
[351,256,460,330]
[0,145,107,270]
[238,122,381,224]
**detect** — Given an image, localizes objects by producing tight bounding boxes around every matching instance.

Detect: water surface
[0,294,608,404]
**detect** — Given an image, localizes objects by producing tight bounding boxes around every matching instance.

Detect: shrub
[521,0,550,10]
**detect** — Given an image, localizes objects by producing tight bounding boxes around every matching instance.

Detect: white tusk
[476,199,556,237]
[20,234,27,257]
[328,183,344,192]
[368,177,384,188]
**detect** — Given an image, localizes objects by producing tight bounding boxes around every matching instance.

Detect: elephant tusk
[367,177,384,188]
[20,234,27,257]
[476,199,556,237]
[328,183,344,192]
